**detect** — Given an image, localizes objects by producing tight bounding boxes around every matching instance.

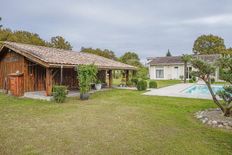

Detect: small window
[156,69,164,78]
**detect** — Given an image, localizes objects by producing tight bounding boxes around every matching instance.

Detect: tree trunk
[224,107,232,117]
[184,62,187,83]
[205,81,225,114]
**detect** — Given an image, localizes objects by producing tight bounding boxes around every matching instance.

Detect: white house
[147,54,220,81]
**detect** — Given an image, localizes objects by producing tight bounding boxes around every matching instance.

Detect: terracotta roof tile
[3,42,136,70]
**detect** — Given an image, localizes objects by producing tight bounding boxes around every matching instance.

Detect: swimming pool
[183,84,224,95]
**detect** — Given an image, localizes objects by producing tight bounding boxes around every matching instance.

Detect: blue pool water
[183,85,224,95]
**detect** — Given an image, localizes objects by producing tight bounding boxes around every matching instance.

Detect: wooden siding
[0,48,24,89]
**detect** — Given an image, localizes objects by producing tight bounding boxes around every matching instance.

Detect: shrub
[126,80,133,87]
[149,80,157,88]
[211,78,215,84]
[131,77,138,86]
[192,76,196,82]
[137,80,147,91]
[53,85,67,103]
[189,79,194,83]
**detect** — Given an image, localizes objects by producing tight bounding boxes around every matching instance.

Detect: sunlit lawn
[0,90,232,154]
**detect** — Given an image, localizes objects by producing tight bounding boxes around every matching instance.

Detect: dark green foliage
[218,57,232,84]
[126,80,133,87]
[81,47,117,60]
[50,36,72,50]
[120,52,142,67]
[192,76,196,82]
[53,85,67,103]
[131,77,138,86]
[211,78,215,84]
[189,79,194,83]
[0,28,72,50]
[0,17,2,28]
[137,80,147,91]
[136,67,149,79]
[193,34,226,55]
[166,49,172,56]
[77,64,97,95]
[149,80,157,88]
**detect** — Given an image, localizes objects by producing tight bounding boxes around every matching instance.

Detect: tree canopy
[120,52,142,67]
[80,47,117,60]
[166,49,172,56]
[0,17,2,28]
[0,28,72,50]
[50,36,72,50]
[193,34,226,55]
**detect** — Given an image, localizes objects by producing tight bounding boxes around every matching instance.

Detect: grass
[155,80,181,88]
[0,90,232,154]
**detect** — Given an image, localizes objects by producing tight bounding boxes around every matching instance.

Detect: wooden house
[0,42,136,96]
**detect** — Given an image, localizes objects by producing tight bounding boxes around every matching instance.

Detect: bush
[126,80,133,87]
[131,77,138,86]
[137,80,147,91]
[192,76,196,82]
[211,78,215,84]
[53,85,67,103]
[189,79,194,83]
[149,80,157,88]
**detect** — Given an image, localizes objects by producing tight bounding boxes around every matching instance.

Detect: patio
[143,83,215,99]
[23,88,111,101]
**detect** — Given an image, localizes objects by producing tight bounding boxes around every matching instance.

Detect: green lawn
[0,90,232,154]
[155,80,181,88]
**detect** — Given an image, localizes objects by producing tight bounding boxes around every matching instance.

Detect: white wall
[149,64,185,80]
[149,64,220,81]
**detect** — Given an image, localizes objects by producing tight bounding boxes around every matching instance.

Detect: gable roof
[0,42,136,70]
[148,54,220,66]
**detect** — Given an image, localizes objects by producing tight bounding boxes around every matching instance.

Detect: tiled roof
[2,42,136,70]
[148,54,220,65]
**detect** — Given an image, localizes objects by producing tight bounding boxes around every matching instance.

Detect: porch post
[46,68,53,96]
[125,70,129,83]
[60,65,63,85]
[108,70,113,88]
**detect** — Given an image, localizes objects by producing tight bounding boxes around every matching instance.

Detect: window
[156,69,164,78]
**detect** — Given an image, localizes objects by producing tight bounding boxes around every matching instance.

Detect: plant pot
[80,93,90,100]
[95,84,102,90]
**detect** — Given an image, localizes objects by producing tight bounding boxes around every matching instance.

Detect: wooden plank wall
[0,48,24,89]
[24,59,46,92]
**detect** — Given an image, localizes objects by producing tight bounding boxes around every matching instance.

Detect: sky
[1,0,232,61]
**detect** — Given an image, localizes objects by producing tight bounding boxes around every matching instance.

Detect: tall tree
[120,52,142,67]
[181,54,192,83]
[0,17,2,28]
[166,49,172,56]
[50,36,72,50]
[193,34,226,55]
[81,47,117,60]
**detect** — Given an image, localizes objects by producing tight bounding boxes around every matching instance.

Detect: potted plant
[77,64,97,100]
[95,79,102,90]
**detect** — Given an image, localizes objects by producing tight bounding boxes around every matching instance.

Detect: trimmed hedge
[137,80,147,91]
[149,80,157,88]
[53,85,67,103]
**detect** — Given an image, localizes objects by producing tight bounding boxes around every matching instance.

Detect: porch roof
[1,42,137,70]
